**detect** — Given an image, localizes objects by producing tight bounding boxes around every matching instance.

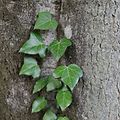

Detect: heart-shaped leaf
[43,110,57,120]
[34,11,58,30]
[46,76,62,92]
[33,78,48,94]
[58,116,69,120]
[56,88,72,111]
[19,32,46,58]
[32,96,47,113]
[49,38,72,61]
[53,64,83,90]
[19,57,40,78]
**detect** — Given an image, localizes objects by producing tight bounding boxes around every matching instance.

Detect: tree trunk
[0,0,119,120]
[60,0,120,120]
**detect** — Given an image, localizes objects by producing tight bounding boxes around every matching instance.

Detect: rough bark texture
[60,0,120,120]
[0,0,57,120]
[0,0,120,120]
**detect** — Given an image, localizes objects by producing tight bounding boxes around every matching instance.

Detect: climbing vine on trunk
[19,11,83,120]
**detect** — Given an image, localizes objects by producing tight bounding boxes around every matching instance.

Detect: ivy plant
[32,96,47,113]
[53,64,83,91]
[19,57,40,78]
[19,32,46,58]
[49,38,72,61]
[19,11,83,120]
[43,110,57,120]
[58,117,69,120]
[34,11,58,30]
[56,87,72,111]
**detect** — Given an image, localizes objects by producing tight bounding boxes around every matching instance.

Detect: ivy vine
[19,11,83,120]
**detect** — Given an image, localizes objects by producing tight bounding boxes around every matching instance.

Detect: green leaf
[43,110,57,120]
[19,32,46,58]
[19,57,40,78]
[56,88,72,111]
[53,64,83,90]
[32,96,47,113]
[49,38,72,61]
[46,76,62,92]
[34,11,58,30]
[58,116,69,120]
[33,78,48,94]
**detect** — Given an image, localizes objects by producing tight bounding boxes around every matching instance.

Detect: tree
[0,0,119,120]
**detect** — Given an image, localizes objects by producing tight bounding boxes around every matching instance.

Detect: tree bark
[0,0,56,120]
[0,0,120,120]
[60,0,120,120]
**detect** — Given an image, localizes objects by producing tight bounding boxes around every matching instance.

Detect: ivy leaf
[32,96,47,113]
[43,110,57,120]
[19,57,40,78]
[34,11,58,30]
[58,116,69,120]
[19,32,46,58]
[56,88,72,111]
[53,64,83,90]
[33,78,48,94]
[49,38,72,61]
[46,76,62,92]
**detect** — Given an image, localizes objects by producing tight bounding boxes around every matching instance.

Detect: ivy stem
[55,0,63,39]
